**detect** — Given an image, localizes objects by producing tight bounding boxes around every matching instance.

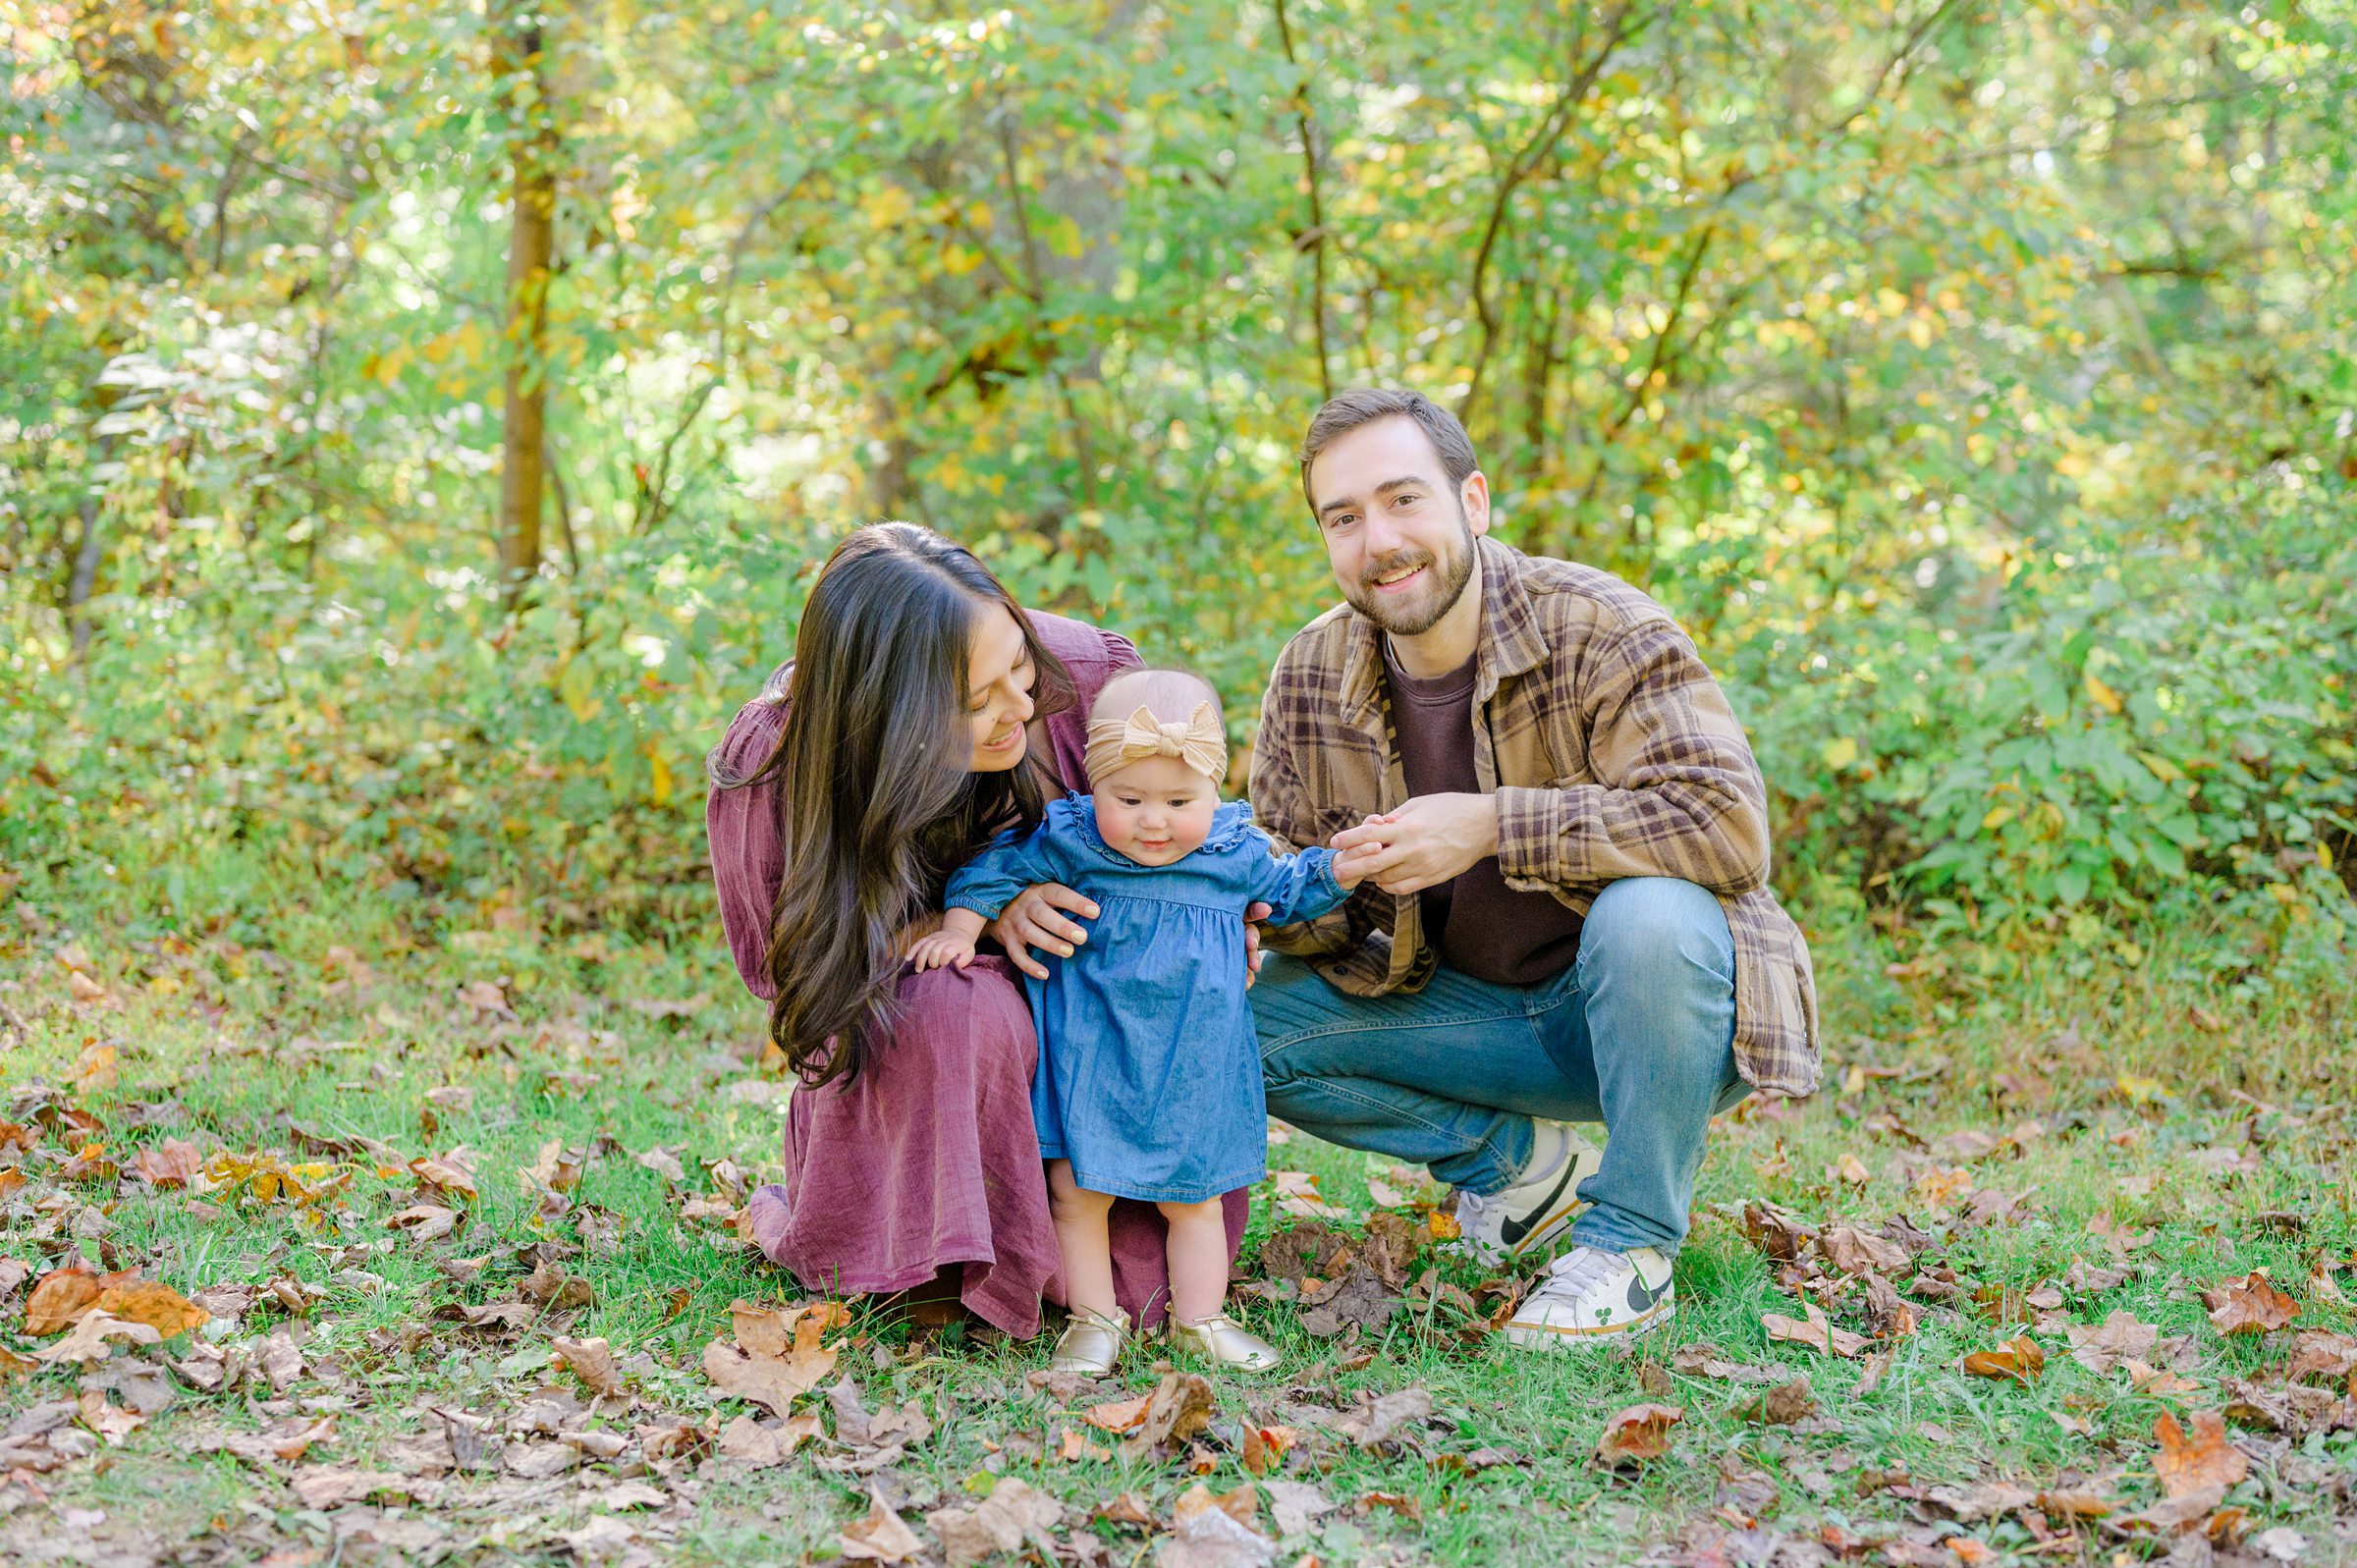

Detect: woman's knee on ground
[895,962,1035,1080]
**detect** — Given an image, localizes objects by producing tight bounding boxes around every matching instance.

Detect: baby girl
[910,668,1369,1373]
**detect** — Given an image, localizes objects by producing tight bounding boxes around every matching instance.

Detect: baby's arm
[1244,833,1358,928]
[944,821,1071,924]
[909,908,988,971]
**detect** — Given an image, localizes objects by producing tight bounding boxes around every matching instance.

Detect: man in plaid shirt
[1249,389,1820,1344]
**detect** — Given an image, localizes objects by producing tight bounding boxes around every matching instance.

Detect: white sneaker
[1452,1120,1605,1266]
[1504,1245,1675,1346]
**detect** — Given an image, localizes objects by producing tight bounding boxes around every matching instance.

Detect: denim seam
[1257,1004,1531,1057]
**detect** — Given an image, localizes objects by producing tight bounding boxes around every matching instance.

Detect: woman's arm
[706,696,790,1000]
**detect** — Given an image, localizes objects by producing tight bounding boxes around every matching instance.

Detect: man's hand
[1242,901,1271,989]
[987,883,1100,980]
[1328,793,1500,895]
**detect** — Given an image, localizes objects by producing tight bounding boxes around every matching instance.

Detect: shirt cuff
[1494,785,1570,885]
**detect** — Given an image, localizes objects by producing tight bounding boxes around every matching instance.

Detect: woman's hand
[987,883,1100,980]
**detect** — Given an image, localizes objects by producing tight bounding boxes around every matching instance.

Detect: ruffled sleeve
[705,688,791,1000]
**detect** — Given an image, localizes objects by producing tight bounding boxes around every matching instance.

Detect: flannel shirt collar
[1338,535,1553,727]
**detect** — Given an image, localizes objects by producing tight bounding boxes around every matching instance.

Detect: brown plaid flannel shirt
[1248,536,1822,1097]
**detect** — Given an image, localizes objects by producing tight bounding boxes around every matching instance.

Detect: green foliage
[1,0,2352,950]
[1735,472,2357,924]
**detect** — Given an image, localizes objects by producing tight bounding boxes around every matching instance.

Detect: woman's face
[963,602,1037,773]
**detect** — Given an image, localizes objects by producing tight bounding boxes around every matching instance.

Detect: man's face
[1304,415,1489,637]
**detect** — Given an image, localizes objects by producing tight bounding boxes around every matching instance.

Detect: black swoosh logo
[1625,1271,1670,1316]
[1499,1157,1580,1248]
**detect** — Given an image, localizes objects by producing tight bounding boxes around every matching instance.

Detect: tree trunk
[494,1,558,593]
[68,494,105,664]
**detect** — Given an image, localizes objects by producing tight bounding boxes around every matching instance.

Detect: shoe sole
[1502,1299,1675,1348]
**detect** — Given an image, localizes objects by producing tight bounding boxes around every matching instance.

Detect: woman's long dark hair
[710,522,1074,1087]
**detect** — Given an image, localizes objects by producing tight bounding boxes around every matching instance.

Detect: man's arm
[1495,615,1770,895]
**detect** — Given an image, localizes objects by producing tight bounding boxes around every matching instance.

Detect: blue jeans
[1251,877,1746,1255]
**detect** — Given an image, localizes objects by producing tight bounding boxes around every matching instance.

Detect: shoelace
[1530,1245,1617,1304]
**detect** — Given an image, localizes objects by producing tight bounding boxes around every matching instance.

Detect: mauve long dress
[705,610,1249,1336]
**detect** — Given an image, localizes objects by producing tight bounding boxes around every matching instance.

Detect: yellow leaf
[1037,211,1085,259]
[942,243,982,277]
[1821,737,1859,771]
[648,748,674,807]
[557,658,600,722]
[863,184,913,228]
[1982,805,2014,832]
[2134,750,2184,784]
[2083,671,2123,714]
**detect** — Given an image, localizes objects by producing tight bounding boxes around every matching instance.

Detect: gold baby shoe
[1047,1305,1131,1376]
[1169,1312,1283,1372]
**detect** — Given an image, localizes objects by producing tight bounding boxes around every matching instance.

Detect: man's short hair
[1296,388,1480,514]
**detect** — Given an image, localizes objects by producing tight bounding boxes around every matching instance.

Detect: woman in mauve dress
[704,521,1250,1336]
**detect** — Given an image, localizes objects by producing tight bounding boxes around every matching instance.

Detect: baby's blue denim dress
[945,793,1349,1204]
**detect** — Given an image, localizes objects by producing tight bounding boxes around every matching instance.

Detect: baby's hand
[908,931,977,972]
[1332,842,1384,890]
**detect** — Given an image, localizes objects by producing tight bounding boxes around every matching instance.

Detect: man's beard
[1342,510,1478,637]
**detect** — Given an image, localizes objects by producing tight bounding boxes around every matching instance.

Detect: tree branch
[1461,1,1651,423]
[1273,0,1333,402]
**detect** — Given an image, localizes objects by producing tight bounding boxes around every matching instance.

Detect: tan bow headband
[1082,701,1229,786]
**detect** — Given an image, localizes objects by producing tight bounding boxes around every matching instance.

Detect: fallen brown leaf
[2284,1330,2357,1385]
[703,1303,842,1420]
[1327,1386,1432,1450]
[2067,1309,2160,1374]
[24,1265,125,1335]
[1083,1394,1152,1433]
[1961,1334,2046,1384]
[410,1152,479,1203]
[2203,1271,2300,1337]
[2035,1487,2113,1520]
[387,1203,463,1243]
[1671,1341,1782,1383]
[1819,1225,1909,1276]
[1126,1371,1217,1454]
[716,1411,822,1466]
[2154,1410,2248,1498]
[92,1280,208,1340]
[840,1488,925,1562]
[1732,1377,1820,1425]
[2124,1357,2202,1396]
[76,1388,144,1443]
[926,1476,1063,1568]
[133,1138,204,1188]
[36,1308,161,1365]
[551,1335,627,1398]
[1763,1302,1870,1358]
[1594,1402,1681,1466]
[289,1466,409,1510]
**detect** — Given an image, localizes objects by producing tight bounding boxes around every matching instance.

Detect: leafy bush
[1736,472,2356,923]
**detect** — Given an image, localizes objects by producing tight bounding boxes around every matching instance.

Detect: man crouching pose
[1249,389,1820,1344]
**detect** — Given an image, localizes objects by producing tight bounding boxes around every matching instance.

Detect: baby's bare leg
[1157,1196,1230,1323]
[1047,1160,1119,1319]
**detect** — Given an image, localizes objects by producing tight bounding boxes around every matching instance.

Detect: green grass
[3,885,2355,1566]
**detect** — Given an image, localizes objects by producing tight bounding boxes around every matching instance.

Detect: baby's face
[1091,754,1221,867]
